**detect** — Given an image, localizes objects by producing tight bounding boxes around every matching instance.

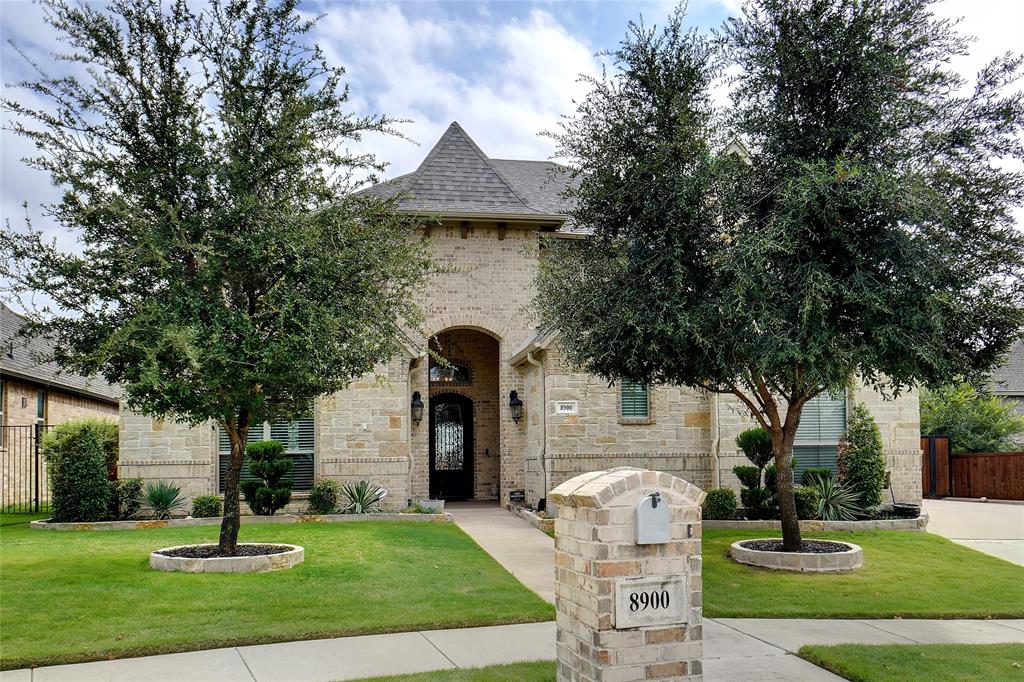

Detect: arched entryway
[428,329,500,500]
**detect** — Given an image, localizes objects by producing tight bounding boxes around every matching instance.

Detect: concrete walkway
[6,619,1024,682]
[923,498,1024,565]
[447,501,556,603]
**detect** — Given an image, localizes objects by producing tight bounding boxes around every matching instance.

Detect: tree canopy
[2,0,433,552]
[537,0,1024,548]
[921,382,1024,454]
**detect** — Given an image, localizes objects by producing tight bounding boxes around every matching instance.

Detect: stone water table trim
[31,512,451,531]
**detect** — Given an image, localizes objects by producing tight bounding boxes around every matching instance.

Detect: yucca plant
[141,481,188,520]
[810,474,863,522]
[340,481,387,514]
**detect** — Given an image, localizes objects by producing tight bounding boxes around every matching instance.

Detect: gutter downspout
[525,351,547,504]
[711,392,721,487]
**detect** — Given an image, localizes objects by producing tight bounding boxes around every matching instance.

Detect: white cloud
[312,5,603,179]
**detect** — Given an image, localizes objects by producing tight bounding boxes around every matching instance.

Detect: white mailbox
[635,491,670,544]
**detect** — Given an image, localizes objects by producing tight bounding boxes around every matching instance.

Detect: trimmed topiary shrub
[307,478,341,515]
[108,478,143,520]
[732,465,761,490]
[702,488,738,520]
[191,495,222,518]
[43,420,117,522]
[794,485,821,520]
[740,487,775,520]
[736,427,773,470]
[801,467,833,486]
[838,403,886,511]
[241,440,293,515]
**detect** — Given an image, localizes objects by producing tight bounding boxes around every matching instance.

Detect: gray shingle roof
[0,304,120,403]
[360,122,579,229]
[990,340,1024,396]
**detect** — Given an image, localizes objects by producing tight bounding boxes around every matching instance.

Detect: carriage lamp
[411,391,424,426]
[509,390,524,424]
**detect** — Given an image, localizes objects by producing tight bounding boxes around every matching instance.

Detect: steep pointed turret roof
[360,122,576,228]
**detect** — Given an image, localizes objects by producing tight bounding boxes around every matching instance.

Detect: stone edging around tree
[30,512,452,531]
[705,513,927,532]
[730,539,864,572]
[150,543,304,573]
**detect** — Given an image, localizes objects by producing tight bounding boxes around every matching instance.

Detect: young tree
[537,2,1024,549]
[2,0,433,553]
[921,382,1024,454]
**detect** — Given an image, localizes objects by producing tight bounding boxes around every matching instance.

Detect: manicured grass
[703,529,1024,619]
[349,660,555,682]
[798,643,1024,681]
[0,518,553,670]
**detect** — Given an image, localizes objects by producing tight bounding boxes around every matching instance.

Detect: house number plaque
[613,575,688,629]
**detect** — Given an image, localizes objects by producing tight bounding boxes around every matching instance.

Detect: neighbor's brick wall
[2,379,117,506]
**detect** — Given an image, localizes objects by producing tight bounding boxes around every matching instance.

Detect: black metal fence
[1,424,52,513]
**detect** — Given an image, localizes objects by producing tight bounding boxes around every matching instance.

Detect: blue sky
[1,0,1022,263]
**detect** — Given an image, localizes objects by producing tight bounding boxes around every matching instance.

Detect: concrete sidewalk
[447,501,556,603]
[924,498,1024,565]
[6,619,1024,682]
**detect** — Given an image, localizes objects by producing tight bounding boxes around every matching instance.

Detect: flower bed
[150,543,303,573]
[31,512,451,531]
[511,506,554,534]
[730,538,863,572]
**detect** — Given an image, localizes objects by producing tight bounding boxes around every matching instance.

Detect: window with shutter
[793,392,846,479]
[620,381,651,420]
[218,417,314,492]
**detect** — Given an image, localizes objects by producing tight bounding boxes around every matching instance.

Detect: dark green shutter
[621,381,650,418]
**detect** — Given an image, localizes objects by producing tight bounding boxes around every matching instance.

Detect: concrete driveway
[923,498,1024,565]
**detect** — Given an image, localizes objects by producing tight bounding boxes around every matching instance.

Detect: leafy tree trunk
[219,411,249,555]
[772,425,801,551]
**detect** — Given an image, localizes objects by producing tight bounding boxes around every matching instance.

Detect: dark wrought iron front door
[429,393,474,500]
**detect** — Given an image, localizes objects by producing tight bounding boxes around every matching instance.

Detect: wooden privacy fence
[920,435,951,498]
[951,452,1024,501]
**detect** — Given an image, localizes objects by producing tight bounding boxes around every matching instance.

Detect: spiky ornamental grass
[536,1,1024,551]
[2,0,435,553]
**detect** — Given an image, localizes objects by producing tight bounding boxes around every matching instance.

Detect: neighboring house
[1,303,120,507]
[990,340,1024,416]
[118,122,922,509]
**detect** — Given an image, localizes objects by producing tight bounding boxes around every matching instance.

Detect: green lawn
[0,516,553,670]
[799,643,1024,681]
[349,661,555,682]
[702,529,1024,618]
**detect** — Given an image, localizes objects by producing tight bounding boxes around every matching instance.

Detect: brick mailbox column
[549,466,706,682]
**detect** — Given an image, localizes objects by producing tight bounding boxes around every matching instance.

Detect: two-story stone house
[119,122,922,509]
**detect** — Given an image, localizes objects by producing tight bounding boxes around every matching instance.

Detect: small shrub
[740,487,776,520]
[838,403,886,510]
[702,488,738,520]
[43,420,114,522]
[241,440,293,516]
[191,495,222,518]
[400,501,435,514]
[794,485,821,520]
[141,481,187,519]
[801,467,833,486]
[732,465,761,490]
[340,480,387,514]
[307,478,341,515]
[108,478,143,520]
[809,474,864,521]
[736,427,773,470]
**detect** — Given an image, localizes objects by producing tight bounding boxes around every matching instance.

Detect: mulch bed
[155,544,291,559]
[740,539,851,554]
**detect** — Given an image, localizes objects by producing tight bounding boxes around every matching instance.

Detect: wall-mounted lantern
[509,390,524,424]
[411,391,424,426]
